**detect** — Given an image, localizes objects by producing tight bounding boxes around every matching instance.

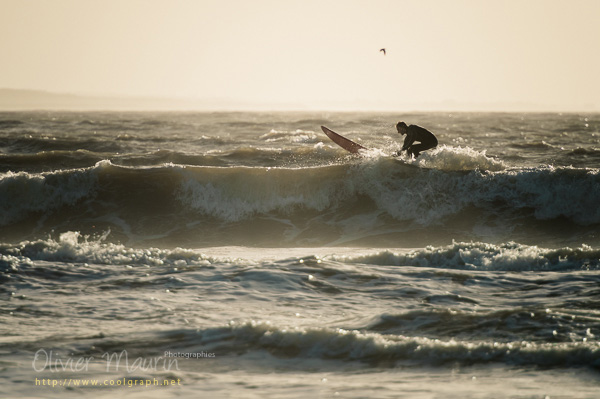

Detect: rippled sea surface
[1,111,599,398]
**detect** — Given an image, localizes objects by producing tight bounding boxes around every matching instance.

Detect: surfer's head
[396,122,408,135]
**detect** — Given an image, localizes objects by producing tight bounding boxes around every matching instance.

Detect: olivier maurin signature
[32,349,216,373]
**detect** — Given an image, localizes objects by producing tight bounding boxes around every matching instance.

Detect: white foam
[1,231,251,268]
[331,241,600,271]
[416,145,507,171]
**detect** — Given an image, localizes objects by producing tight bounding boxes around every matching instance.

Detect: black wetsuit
[400,125,438,158]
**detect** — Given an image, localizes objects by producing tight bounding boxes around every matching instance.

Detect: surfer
[395,122,438,158]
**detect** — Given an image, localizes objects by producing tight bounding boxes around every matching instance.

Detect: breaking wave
[330,241,600,271]
[1,156,598,245]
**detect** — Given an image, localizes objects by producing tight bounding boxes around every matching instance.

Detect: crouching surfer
[394,121,438,158]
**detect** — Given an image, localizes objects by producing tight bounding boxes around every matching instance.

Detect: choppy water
[1,111,599,398]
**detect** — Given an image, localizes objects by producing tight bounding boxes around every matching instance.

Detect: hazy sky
[1,0,599,111]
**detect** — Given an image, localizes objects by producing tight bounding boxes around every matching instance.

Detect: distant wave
[0,145,343,173]
[509,141,555,150]
[0,119,24,128]
[567,147,600,156]
[260,129,320,144]
[0,135,125,154]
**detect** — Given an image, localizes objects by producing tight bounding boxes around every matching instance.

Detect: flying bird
[380,48,386,55]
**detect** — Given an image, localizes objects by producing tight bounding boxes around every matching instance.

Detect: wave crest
[192,321,600,367]
[414,145,507,171]
[331,241,600,271]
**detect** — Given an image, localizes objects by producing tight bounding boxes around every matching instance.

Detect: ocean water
[1,111,599,398]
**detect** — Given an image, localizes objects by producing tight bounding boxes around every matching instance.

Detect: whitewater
[1,111,599,398]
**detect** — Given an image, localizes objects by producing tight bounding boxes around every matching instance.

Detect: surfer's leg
[410,138,437,158]
[422,136,438,152]
[408,144,426,158]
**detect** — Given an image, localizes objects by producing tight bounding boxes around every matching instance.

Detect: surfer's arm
[401,133,415,151]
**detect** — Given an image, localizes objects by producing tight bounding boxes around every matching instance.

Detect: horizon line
[0,88,598,114]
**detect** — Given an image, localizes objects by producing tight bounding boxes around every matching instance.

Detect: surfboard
[321,125,423,168]
[321,126,367,154]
